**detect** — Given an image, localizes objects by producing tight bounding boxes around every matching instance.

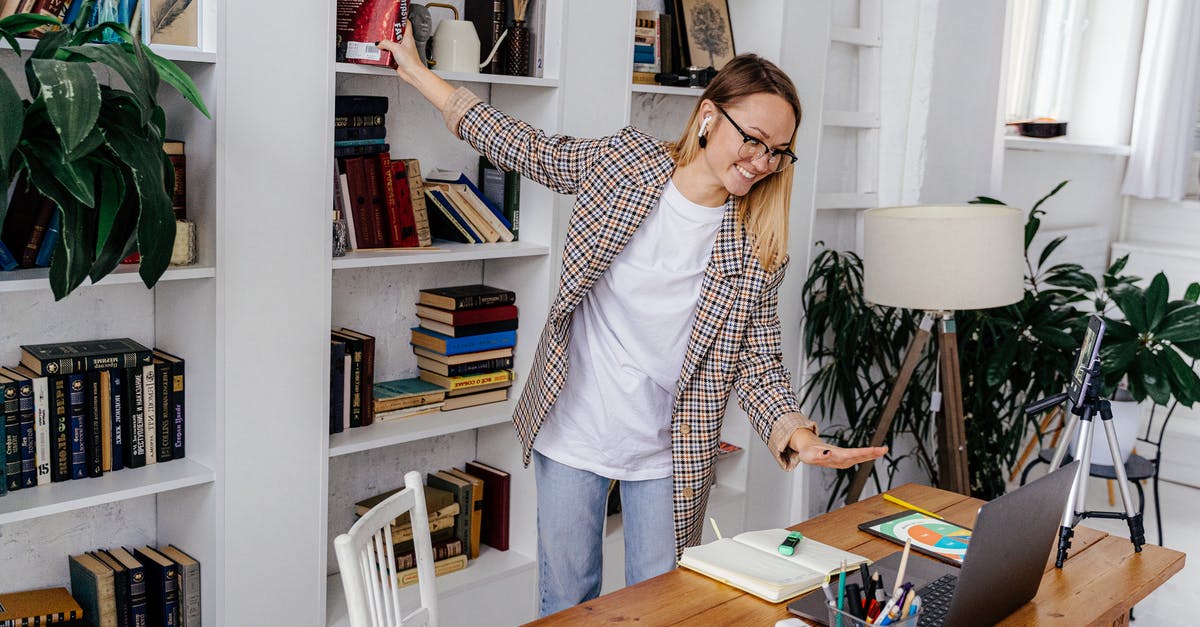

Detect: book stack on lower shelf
[68,543,201,627]
[0,339,187,498]
[329,328,376,434]
[411,285,517,411]
[350,460,511,588]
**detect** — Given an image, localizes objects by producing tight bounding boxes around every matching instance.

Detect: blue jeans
[533,449,677,616]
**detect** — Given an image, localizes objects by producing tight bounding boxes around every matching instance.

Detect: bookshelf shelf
[334,62,559,87]
[325,547,536,627]
[331,241,549,270]
[328,400,516,457]
[1,38,216,63]
[631,83,704,97]
[0,264,216,293]
[0,459,215,526]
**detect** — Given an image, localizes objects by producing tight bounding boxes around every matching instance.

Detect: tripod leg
[1056,405,1095,568]
[1099,407,1145,552]
[1048,412,1079,472]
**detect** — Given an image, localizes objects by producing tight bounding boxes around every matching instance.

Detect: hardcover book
[397,554,468,587]
[330,339,346,435]
[445,468,483,559]
[677,529,869,603]
[417,316,519,338]
[133,546,179,627]
[336,328,376,425]
[68,372,86,479]
[331,330,365,428]
[90,550,131,627]
[417,368,513,392]
[338,0,408,66]
[107,547,149,627]
[465,460,511,551]
[0,368,36,488]
[394,537,463,571]
[10,365,53,485]
[410,327,516,356]
[20,338,153,376]
[152,358,173,463]
[0,587,83,624]
[390,511,458,544]
[376,403,443,422]
[418,285,516,310]
[372,377,446,413]
[1,374,18,491]
[440,387,508,411]
[49,374,70,481]
[424,169,513,232]
[424,189,481,244]
[84,370,104,477]
[411,346,513,366]
[414,303,518,327]
[123,366,147,469]
[157,545,201,627]
[398,159,432,246]
[415,355,513,378]
[68,552,118,627]
[426,471,473,559]
[153,349,186,460]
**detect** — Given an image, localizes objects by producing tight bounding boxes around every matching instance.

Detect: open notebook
[678,529,870,603]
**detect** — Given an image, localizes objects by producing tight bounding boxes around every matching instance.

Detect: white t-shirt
[534,179,727,480]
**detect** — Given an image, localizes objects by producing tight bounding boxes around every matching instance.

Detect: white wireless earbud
[698,115,712,137]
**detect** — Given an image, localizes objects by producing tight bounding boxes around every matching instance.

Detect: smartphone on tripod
[1067,316,1105,407]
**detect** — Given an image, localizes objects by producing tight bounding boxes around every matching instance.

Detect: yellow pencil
[883,493,945,520]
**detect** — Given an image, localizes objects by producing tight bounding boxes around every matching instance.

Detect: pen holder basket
[827,601,920,626]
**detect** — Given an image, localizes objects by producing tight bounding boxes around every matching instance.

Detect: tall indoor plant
[801,182,1153,503]
[0,4,209,300]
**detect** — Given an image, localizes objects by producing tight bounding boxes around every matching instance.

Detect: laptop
[787,461,1080,627]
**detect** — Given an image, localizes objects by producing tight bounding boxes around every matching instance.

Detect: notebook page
[732,529,870,575]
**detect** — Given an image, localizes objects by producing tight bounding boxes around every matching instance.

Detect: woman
[378,31,886,616]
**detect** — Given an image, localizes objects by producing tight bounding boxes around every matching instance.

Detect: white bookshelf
[331,241,549,270]
[0,265,217,293]
[0,460,215,525]
[328,401,517,457]
[335,62,559,88]
[630,83,704,97]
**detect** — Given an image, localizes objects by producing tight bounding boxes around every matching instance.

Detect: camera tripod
[1025,358,1146,567]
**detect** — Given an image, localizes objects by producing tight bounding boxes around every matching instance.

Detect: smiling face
[699,93,797,198]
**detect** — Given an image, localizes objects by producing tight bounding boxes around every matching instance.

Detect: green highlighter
[778,531,803,556]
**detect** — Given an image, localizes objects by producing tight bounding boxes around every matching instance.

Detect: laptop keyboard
[915,573,959,627]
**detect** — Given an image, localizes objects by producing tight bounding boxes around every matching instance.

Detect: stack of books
[0,339,186,497]
[68,543,202,627]
[353,460,511,586]
[411,285,517,411]
[333,95,432,252]
[371,377,446,422]
[422,170,515,244]
[330,328,376,434]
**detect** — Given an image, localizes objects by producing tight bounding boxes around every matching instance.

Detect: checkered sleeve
[444,87,608,195]
[732,256,817,470]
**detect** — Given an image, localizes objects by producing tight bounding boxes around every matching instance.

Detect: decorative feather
[152,0,192,33]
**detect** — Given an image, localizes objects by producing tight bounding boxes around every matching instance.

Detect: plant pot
[1072,399,1142,466]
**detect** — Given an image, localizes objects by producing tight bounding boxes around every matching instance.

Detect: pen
[859,562,871,589]
[894,539,912,596]
[837,560,846,627]
[821,581,836,604]
[874,573,886,603]
[709,517,723,540]
[883,493,945,520]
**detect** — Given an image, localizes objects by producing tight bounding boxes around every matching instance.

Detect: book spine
[110,367,125,471]
[154,361,173,463]
[334,114,386,127]
[424,189,474,243]
[389,161,419,247]
[50,374,70,481]
[333,125,387,141]
[377,152,404,247]
[127,560,149,627]
[125,366,147,468]
[330,343,345,435]
[100,370,112,472]
[142,364,156,465]
[35,210,60,267]
[333,142,389,158]
[85,370,103,477]
[15,378,35,487]
[2,380,19,491]
[401,159,432,246]
[0,238,18,270]
[169,359,184,460]
[334,137,387,147]
[68,372,86,479]
[333,94,389,116]
[360,335,376,426]
[345,338,363,428]
[19,198,56,268]
[32,374,51,485]
[504,170,520,241]
[363,156,388,247]
[445,357,513,377]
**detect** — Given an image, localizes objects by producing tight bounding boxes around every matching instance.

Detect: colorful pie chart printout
[869,512,971,565]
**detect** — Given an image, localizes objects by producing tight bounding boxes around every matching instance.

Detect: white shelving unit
[328,401,517,457]
[331,241,549,270]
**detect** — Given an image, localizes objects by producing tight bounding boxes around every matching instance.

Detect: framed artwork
[678,0,734,71]
[146,0,199,47]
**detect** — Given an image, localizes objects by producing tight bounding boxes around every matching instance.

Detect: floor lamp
[843,204,1024,502]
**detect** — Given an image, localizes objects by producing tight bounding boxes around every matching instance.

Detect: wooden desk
[529,484,1185,626]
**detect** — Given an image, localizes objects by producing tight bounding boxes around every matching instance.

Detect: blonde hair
[668,55,802,272]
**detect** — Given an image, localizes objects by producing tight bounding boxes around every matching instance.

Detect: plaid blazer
[447,89,815,556]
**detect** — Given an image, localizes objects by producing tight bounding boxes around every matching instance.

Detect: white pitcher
[425,3,506,74]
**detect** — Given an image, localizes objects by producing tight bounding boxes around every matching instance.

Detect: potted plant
[1084,273,1200,464]
[0,4,209,300]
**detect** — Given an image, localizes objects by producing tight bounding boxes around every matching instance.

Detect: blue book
[17,377,35,488]
[63,0,88,28]
[0,238,17,271]
[2,377,16,492]
[109,368,124,472]
[426,169,512,230]
[333,138,388,147]
[411,327,516,356]
[427,189,482,243]
[68,372,86,479]
[36,209,60,267]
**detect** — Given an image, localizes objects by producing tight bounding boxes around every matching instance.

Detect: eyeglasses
[714,104,798,173]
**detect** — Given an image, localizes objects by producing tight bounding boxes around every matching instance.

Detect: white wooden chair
[335,471,439,627]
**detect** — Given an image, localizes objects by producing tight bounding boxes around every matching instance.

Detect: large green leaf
[90,168,138,282]
[1137,350,1171,405]
[22,153,92,298]
[69,19,134,47]
[1113,288,1148,332]
[1037,236,1066,270]
[61,44,155,127]
[1160,349,1200,407]
[1186,282,1200,303]
[0,67,21,175]
[31,58,101,154]
[0,13,61,42]
[21,137,95,206]
[1158,303,1200,343]
[103,123,174,287]
[1143,272,1169,331]
[143,45,210,119]
[1030,180,1069,215]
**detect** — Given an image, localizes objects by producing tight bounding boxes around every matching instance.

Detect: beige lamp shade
[863,204,1025,311]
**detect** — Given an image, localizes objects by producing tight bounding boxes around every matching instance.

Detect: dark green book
[20,338,152,376]
[49,374,71,482]
[427,470,473,559]
[3,374,21,491]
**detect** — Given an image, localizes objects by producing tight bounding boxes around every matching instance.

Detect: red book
[415,304,518,326]
[344,0,409,67]
[362,155,388,247]
[389,160,420,247]
[465,460,510,551]
[341,157,379,248]
[377,152,403,247]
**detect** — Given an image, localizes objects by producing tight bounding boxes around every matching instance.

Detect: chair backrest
[335,470,439,627]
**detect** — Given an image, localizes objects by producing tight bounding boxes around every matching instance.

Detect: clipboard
[857,510,973,566]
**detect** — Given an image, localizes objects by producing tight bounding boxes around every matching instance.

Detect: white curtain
[1121,0,1200,201]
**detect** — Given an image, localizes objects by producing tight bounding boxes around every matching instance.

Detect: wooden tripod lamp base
[844,311,971,504]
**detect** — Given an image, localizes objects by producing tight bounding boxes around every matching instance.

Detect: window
[1004,0,1088,122]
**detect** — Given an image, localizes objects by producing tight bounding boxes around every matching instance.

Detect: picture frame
[678,0,735,71]
[145,0,200,48]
